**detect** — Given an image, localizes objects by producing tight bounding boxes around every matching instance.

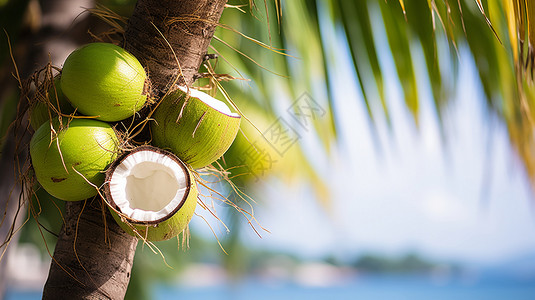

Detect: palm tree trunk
[124,0,227,89]
[42,0,226,298]
[42,200,137,299]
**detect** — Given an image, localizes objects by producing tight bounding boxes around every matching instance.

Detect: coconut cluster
[29,42,241,241]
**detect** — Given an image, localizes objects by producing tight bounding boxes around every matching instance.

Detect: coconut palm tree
[42,1,229,298]
[1,0,534,299]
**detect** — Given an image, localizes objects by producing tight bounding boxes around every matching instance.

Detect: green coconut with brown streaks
[60,43,148,122]
[151,87,241,169]
[30,118,119,201]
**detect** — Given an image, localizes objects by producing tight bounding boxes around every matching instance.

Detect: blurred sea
[7,274,535,300]
[154,275,535,300]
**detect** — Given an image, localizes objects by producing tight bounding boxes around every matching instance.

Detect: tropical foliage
[216,0,535,188]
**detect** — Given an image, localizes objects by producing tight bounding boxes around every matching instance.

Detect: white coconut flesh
[108,150,188,222]
[177,85,240,117]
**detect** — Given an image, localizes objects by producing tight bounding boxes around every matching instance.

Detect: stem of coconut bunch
[41,0,227,298]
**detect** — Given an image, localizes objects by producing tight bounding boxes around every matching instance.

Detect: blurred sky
[192,7,535,266]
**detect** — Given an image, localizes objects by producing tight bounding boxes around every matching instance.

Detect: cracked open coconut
[151,86,241,169]
[104,146,197,241]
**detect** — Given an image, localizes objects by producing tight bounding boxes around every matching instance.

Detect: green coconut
[29,76,75,130]
[151,86,241,169]
[30,118,119,201]
[60,43,148,122]
[104,146,198,241]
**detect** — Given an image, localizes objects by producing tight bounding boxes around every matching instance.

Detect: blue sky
[192,6,535,266]
[259,40,535,262]
[226,45,535,265]
[250,39,535,267]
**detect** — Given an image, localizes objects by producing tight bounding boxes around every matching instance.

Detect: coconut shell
[30,118,119,201]
[151,88,241,169]
[104,146,198,242]
[61,43,148,122]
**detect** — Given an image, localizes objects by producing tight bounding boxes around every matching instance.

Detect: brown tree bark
[42,0,227,299]
[42,200,137,300]
[124,0,227,90]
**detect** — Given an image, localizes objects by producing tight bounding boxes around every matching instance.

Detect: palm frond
[215,0,535,190]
